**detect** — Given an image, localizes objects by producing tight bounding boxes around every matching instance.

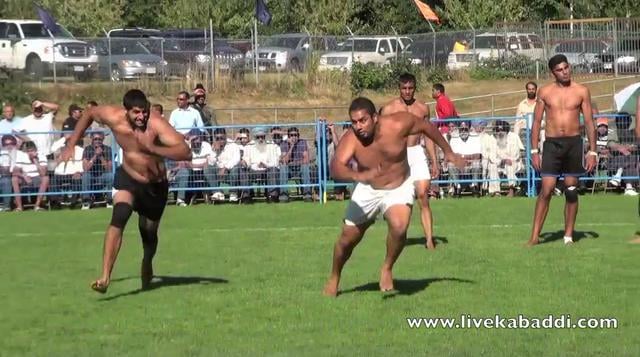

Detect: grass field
[1,195,639,356]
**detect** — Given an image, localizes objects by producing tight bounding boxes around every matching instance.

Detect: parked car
[551,39,610,73]
[246,33,337,72]
[598,37,640,73]
[90,38,166,81]
[318,36,414,71]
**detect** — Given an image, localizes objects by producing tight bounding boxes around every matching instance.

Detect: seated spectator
[235,128,253,201]
[11,141,49,211]
[175,130,214,206]
[591,117,638,196]
[151,104,164,119]
[278,126,312,202]
[206,128,242,202]
[50,133,84,207]
[246,127,280,202]
[448,121,482,196]
[472,120,493,195]
[81,132,113,209]
[0,135,18,211]
[487,120,524,197]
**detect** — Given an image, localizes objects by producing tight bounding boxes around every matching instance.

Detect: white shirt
[0,117,22,135]
[169,107,204,134]
[14,150,46,178]
[247,142,281,170]
[51,138,84,175]
[0,148,17,173]
[450,136,482,156]
[208,141,241,170]
[14,113,55,156]
[189,141,213,171]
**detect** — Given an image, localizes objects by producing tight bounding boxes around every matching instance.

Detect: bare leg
[563,176,579,241]
[380,204,412,291]
[11,176,22,210]
[92,190,134,293]
[323,220,373,297]
[34,176,49,208]
[415,180,435,250]
[139,215,160,290]
[528,177,557,246]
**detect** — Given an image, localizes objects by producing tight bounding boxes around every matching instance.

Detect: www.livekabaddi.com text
[406,315,618,329]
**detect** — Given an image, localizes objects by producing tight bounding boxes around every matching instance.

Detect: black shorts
[113,166,169,221]
[541,136,585,177]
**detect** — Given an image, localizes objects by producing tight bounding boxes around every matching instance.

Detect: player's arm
[65,106,108,151]
[581,88,597,153]
[329,132,362,182]
[151,117,192,161]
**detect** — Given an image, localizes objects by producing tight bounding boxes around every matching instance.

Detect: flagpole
[254,18,259,85]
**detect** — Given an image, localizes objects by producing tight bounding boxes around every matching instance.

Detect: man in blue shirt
[278,126,312,202]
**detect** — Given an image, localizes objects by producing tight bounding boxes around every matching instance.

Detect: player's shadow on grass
[99,275,228,301]
[405,236,448,247]
[539,230,599,244]
[340,277,473,298]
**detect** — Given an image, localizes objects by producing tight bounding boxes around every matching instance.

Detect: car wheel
[25,55,43,80]
[110,65,122,81]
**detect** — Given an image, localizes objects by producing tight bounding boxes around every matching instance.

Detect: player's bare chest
[545,91,582,110]
[354,139,405,164]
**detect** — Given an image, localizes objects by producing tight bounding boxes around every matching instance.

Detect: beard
[527,93,536,100]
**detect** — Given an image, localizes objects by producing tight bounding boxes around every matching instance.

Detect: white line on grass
[6,222,635,238]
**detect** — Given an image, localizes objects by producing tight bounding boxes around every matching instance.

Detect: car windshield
[262,37,302,49]
[473,36,499,49]
[338,39,378,52]
[110,41,151,55]
[22,23,74,38]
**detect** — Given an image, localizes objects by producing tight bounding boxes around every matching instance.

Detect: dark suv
[598,37,640,74]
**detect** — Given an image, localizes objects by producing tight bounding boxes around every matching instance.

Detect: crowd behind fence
[0,114,638,211]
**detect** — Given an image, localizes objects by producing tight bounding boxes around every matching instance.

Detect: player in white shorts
[322,97,463,297]
[380,73,439,250]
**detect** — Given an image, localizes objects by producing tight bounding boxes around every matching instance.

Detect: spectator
[11,141,49,211]
[472,120,494,195]
[514,81,537,135]
[61,104,84,145]
[235,128,252,201]
[169,91,204,135]
[487,120,523,197]
[81,132,113,209]
[191,84,217,127]
[278,126,312,202]
[205,128,242,202]
[246,127,280,202]
[432,83,458,134]
[0,135,18,211]
[0,104,23,135]
[591,117,638,196]
[50,131,84,207]
[13,100,59,158]
[175,129,214,206]
[151,104,164,119]
[448,121,482,196]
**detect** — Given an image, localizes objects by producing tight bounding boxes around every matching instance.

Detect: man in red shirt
[432,83,458,134]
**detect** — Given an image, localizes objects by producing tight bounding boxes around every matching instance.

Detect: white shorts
[343,176,415,226]
[407,145,431,181]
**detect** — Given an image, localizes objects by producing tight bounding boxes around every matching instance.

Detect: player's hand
[444,152,465,170]
[532,153,541,172]
[585,155,597,173]
[430,162,440,179]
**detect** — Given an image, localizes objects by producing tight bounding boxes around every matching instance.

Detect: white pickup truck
[0,19,98,80]
[318,36,417,71]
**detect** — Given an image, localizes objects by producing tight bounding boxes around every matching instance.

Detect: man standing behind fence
[380,73,439,250]
[527,54,597,246]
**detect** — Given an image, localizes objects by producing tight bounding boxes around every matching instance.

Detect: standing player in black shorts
[61,90,192,293]
[527,54,598,246]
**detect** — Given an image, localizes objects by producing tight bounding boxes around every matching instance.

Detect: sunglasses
[256,135,266,140]
[214,136,226,141]
[288,133,299,137]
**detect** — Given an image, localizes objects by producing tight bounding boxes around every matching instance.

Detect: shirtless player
[61,89,192,293]
[323,97,464,297]
[527,55,597,246]
[381,73,440,250]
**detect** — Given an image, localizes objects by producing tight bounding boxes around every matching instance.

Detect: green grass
[0,195,638,356]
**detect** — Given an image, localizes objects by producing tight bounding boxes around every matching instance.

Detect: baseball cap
[596,117,608,127]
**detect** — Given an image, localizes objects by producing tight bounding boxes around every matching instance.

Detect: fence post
[535,59,539,80]
[613,18,619,78]
[491,95,495,116]
[275,108,278,124]
[525,113,535,197]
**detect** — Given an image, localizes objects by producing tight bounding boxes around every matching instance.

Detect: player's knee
[387,219,409,238]
[110,202,133,229]
[565,185,579,203]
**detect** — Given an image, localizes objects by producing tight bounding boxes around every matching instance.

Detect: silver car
[92,39,166,81]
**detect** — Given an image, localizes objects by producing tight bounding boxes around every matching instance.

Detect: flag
[412,0,440,24]
[34,3,59,34]
[256,0,272,26]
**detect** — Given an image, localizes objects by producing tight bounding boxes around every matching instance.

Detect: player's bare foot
[141,260,153,290]
[526,238,539,247]
[629,235,640,244]
[425,238,436,250]
[90,279,109,294]
[379,269,394,292]
[323,277,339,297]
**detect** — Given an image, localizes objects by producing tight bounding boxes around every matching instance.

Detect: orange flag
[412,0,440,24]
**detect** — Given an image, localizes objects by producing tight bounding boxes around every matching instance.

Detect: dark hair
[349,97,376,116]
[525,81,537,89]
[87,100,98,106]
[494,120,510,132]
[287,126,299,134]
[213,127,226,136]
[398,72,416,86]
[122,89,150,111]
[270,126,281,132]
[23,141,37,151]
[433,83,445,93]
[548,54,568,70]
[195,83,205,90]
[239,127,250,135]
[151,103,163,115]
[1,134,16,145]
[178,91,190,99]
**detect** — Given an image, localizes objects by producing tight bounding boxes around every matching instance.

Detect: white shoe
[624,188,639,196]
[176,199,187,207]
[106,203,113,209]
[564,236,574,245]
[81,204,91,210]
[229,193,238,202]
[609,177,621,187]
[212,192,225,201]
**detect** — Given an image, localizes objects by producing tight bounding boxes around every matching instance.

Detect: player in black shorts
[62,90,191,293]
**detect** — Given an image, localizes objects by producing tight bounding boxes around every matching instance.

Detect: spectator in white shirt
[50,133,84,206]
[514,81,537,135]
[11,141,49,211]
[14,100,59,158]
[449,121,483,196]
[0,104,23,135]
[169,91,204,135]
[205,128,242,202]
[175,130,214,206]
[487,120,524,197]
[0,135,18,211]
[247,127,281,201]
